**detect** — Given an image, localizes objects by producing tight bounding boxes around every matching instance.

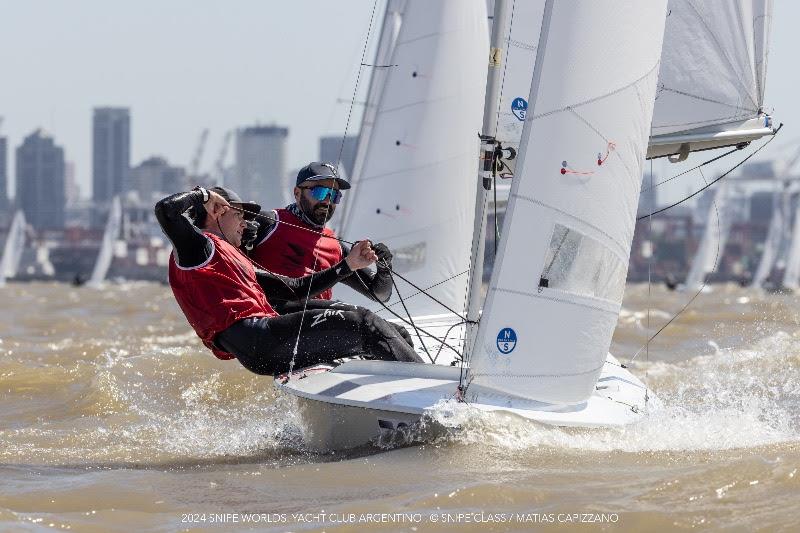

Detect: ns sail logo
[496,328,517,354]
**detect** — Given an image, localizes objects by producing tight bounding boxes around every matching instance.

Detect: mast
[463,0,513,355]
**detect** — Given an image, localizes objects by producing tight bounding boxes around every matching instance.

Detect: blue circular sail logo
[511,97,528,121]
[496,328,517,354]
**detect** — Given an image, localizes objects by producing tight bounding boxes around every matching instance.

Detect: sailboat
[278,0,667,450]
[87,196,122,287]
[0,210,27,286]
[278,0,777,451]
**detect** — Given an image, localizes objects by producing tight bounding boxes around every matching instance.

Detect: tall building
[16,129,65,229]
[319,135,359,178]
[128,156,186,200]
[93,107,130,203]
[232,125,288,208]
[0,135,7,210]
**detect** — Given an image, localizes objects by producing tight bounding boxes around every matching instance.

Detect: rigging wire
[629,159,731,365]
[637,125,782,221]
[287,0,382,376]
[230,205,471,321]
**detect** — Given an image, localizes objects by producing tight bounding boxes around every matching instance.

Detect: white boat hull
[276,354,654,452]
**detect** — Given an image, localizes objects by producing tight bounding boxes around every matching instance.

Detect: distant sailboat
[0,210,27,286]
[683,183,735,291]
[87,196,122,287]
[751,183,789,288]
[781,190,800,290]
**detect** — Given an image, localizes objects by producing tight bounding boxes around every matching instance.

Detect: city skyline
[1,0,798,204]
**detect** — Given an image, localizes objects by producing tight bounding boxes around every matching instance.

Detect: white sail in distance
[467,0,668,404]
[683,183,735,291]
[648,0,775,160]
[751,184,789,288]
[88,196,122,286]
[334,0,489,318]
[782,192,800,290]
[0,210,27,286]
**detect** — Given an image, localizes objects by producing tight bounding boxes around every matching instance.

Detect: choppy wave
[2,282,799,465]
[385,329,800,453]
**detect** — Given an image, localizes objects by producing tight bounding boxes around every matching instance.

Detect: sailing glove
[241,220,259,250]
[373,242,393,271]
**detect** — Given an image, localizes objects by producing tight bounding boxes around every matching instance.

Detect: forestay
[335,0,488,318]
[467,0,668,404]
[648,0,774,159]
[336,0,407,234]
[683,183,735,291]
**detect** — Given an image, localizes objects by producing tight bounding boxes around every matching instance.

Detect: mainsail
[467,0,668,404]
[336,0,407,234]
[334,0,488,318]
[0,210,27,286]
[648,0,775,160]
[487,0,775,171]
[683,183,735,290]
[88,196,122,286]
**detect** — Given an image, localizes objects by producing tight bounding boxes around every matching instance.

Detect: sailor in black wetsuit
[155,186,422,376]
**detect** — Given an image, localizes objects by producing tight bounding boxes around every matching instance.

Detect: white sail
[683,183,734,290]
[751,184,790,288]
[0,210,27,285]
[467,0,668,404]
[648,0,775,160]
[88,196,122,286]
[782,192,800,289]
[335,0,489,318]
[336,0,407,234]
[492,1,546,170]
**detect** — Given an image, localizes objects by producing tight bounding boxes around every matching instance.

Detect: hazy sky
[1,0,798,202]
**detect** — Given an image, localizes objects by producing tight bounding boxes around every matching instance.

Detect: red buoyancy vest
[169,232,277,360]
[251,208,343,300]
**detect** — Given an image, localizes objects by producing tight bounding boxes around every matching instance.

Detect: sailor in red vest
[245,162,394,307]
[155,185,423,375]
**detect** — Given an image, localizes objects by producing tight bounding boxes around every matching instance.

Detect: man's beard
[299,196,336,225]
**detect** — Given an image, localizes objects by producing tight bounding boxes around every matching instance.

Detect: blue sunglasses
[299,185,343,204]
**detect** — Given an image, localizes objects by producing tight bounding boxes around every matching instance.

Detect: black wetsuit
[154,190,422,375]
[244,207,393,304]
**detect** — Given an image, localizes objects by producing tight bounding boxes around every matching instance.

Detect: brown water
[1,282,798,532]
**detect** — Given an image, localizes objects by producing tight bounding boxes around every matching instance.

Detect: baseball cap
[209,186,261,220]
[295,162,351,190]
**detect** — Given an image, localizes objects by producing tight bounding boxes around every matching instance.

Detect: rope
[629,158,736,364]
[230,205,470,321]
[637,126,781,221]
[354,273,465,360]
[287,0,381,376]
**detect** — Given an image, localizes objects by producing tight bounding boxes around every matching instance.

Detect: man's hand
[204,190,230,222]
[372,242,393,271]
[345,240,378,271]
